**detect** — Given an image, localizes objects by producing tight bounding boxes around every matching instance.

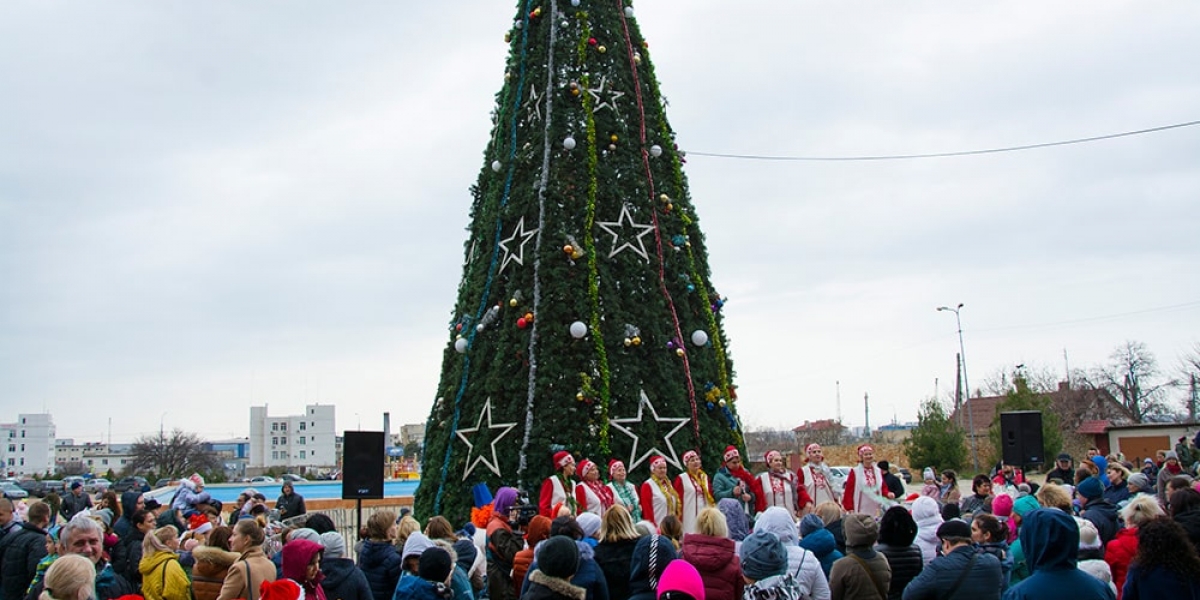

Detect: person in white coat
[754,506,833,600]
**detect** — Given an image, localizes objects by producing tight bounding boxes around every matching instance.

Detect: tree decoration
[596,203,655,261]
[624,6,635,18]
[691,330,709,346]
[586,75,625,116]
[456,398,517,479]
[454,337,469,354]
[563,136,577,150]
[609,389,690,471]
[498,216,540,272]
[569,321,588,339]
[650,144,662,157]
[491,160,502,172]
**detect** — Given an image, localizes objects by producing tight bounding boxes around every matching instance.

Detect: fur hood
[528,570,586,600]
[192,545,241,568]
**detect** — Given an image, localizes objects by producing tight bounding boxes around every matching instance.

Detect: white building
[249,404,336,474]
[1,413,57,476]
[400,423,426,447]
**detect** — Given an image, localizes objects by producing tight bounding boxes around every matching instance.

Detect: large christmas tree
[414,0,744,522]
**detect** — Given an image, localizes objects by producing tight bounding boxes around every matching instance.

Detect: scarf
[688,469,716,506]
[1167,462,1182,474]
[809,462,834,493]
[652,475,681,517]
[558,473,579,513]
[612,480,642,520]
[585,479,614,510]
[768,470,794,500]
[861,463,878,488]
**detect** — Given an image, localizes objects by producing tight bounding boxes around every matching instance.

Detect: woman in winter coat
[798,512,844,578]
[519,517,608,600]
[940,470,962,507]
[1121,517,1200,599]
[139,526,191,600]
[876,506,923,600]
[486,529,524,600]
[591,505,639,600]
[283,539,327,600]
[193,528,240,600]
[680,507,744,600]
[972,513,1013,592]
[911,496,943,565]
[218,519,277,600]
[1105,496,1162,600]
[815,501,847,555]
[1169,488,1200,552]
[356,511,403,600]
[512,515,552,596]
[755,506,832,600]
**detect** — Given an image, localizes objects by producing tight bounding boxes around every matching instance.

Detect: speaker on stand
[1000,411,1044,467]
[342,431,385,533]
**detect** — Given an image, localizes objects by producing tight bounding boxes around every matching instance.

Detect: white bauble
[691,330,709,346]
[454,338,469,353]
[563,136,577,150]
[650,145,663,157]
[569,321,588,339]
[491,160,502,172]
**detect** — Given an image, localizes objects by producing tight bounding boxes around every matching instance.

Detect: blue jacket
[1080,499,1120,545]
[799,527,844,578]
[321,557,374,600]
[902,545,1002,600]
[357,540,404,600]
[1122,564,1200,600]
[392,574,450,600]
[1001,509,1114,600]
[978,541,1013,591]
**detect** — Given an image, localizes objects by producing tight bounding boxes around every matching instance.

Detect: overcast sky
[2,1,1198,444]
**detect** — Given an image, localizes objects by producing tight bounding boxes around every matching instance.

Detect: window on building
[120,459,126,465]
[298,437,305,445]
[299,422,306,431]
[20,458,24,466]
[20,444,24,452]
[21,431,25,438]
[298,450,305,459]
[5,459,12,466]
[281,437,287,445]
[281,423,287,432]
[6,445,13,453]
[272,422,278,431]
[102,459,108,465]
[272,451,278,460]
[272,437,278,445]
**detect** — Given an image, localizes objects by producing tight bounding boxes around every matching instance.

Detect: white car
[827,466,852,490]
[250,475,277,484]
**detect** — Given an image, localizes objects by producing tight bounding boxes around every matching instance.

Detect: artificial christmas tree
[414,0,744,522]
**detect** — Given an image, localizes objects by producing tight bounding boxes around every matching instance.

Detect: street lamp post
[938,303,979,471]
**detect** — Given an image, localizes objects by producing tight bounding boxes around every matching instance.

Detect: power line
[686,119,1200,162]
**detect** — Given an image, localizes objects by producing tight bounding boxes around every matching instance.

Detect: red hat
[553,451,575,470]
[723,446,740,463]
[608,459,625,476]
[805,443,822,454]
[764,450,782,463]
[682,450,700,464]
[260,578,304,600]
[578,459,597,478]
[188,513,212,535]
[650,456,667,469]
[857,444,874,456]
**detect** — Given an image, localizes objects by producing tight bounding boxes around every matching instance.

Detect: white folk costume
[573,459,613,516]
[606,459,642,521]
[841,445,888,516]
[538,450,577,517]
[757,450,812,514]
[638,457,680,527]
[798,461,842,507]
[673,451,716,534]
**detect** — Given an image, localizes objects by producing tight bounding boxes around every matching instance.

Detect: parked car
[898,467,912,484]
[250,475,277,484]
[1,482,29,500]
[84,478,111,494]
[113,477,151,494]
[41,480,65,496]
[153,479,174,489]
[280,474,305,482]
[828,466,851,491]
[17,479,44,497]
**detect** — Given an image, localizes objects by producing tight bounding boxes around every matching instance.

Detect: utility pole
[836,381,842,423]
[1190,374,1197,423]
[954,353,963,429]
[864,392,871,439]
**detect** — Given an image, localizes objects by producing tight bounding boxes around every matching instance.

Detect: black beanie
[537,535,580,579]
[418,546,453,583]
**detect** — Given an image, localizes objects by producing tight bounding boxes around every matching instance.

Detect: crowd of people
[3,437,1200,600]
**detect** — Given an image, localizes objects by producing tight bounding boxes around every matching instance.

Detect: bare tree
[1087,341,1175,423]
[128,429,222,479]
[1180,342,1200,420]
[979,364,1061,396]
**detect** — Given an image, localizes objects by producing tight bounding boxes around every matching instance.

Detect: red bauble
[456,323,463,332]
[588,37,598,46]
[517,317,528,329]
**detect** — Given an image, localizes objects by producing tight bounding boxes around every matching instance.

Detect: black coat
[593,538,638,600]
[1081,499,1120,545]
[521,571,586,600]
[876,543,924,600]
[356,540,402,600]
[884,473,906,500]
[901,545,1002,600]
[275,492,306,520]
[1174,506,1200,554]
[320,557,373,600]
[60,491,93,520]
[0,522,48,600]
[112,529,146,589]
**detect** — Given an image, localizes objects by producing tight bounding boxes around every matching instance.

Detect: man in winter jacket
[1001,509,1114,600]
[26,514,135,600]
[112,491,144,540]
[275,482,307,521]
[0,501,50,600]
[902,520,1002,600]
[1046,454,1076,484]
[1076,477,1119,545]
[318,532,371,600]
[59,482,93,522]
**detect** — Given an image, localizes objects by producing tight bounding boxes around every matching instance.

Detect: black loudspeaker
[342,431,385,500]
[1000,411,1045,466]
